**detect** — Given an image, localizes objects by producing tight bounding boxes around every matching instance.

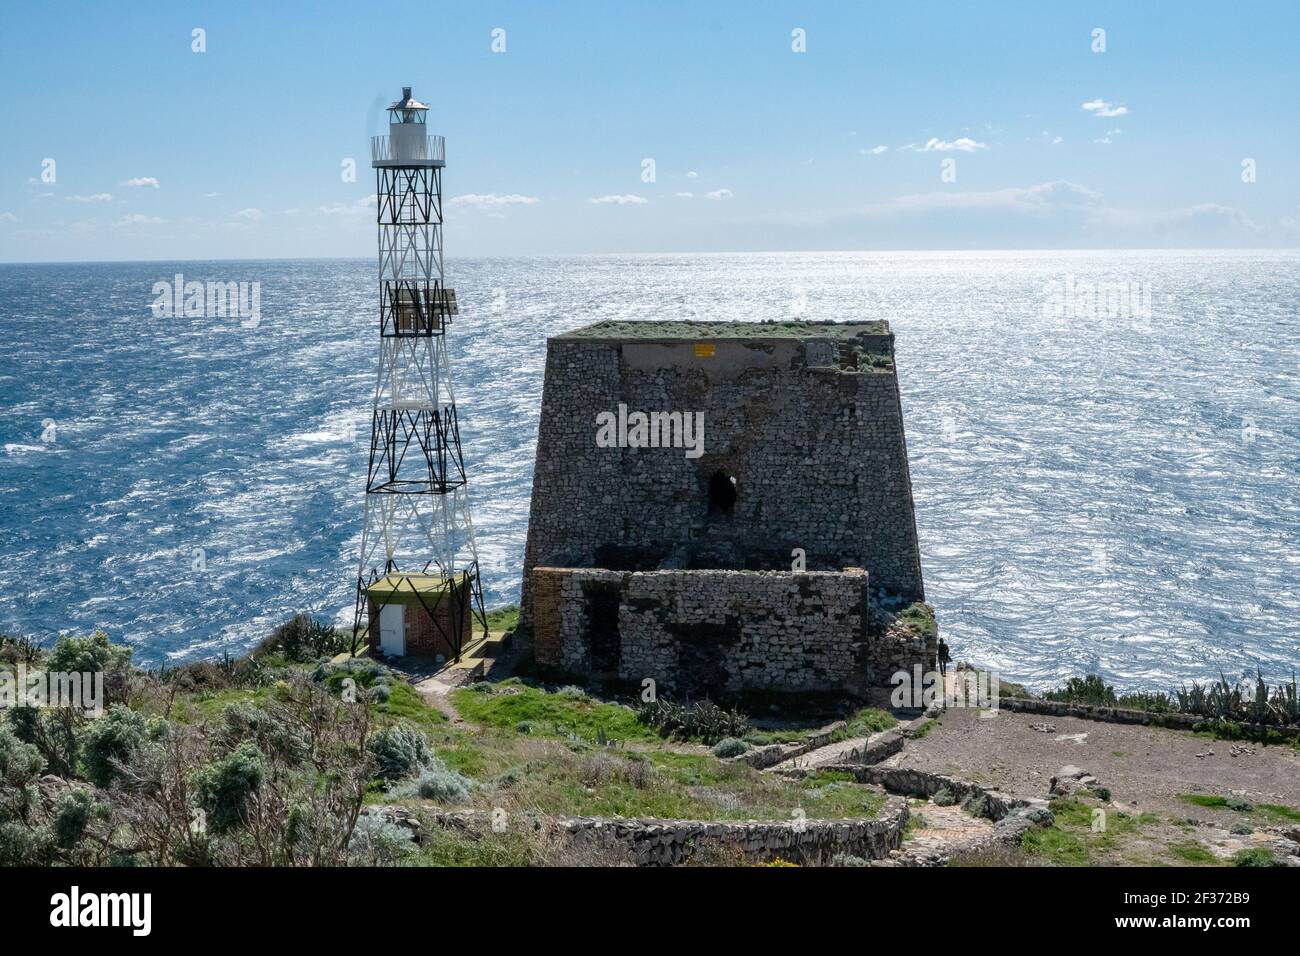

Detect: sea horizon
[2,249,1297,690]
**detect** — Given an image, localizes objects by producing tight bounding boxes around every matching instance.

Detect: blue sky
[1,0,1298,260]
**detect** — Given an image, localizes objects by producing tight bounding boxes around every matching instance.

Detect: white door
[378,603,405,656]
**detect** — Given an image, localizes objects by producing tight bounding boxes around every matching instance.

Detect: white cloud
[913,137,987,152]
[234,207,263,221]
[866,145,888,155]
[449,193,540,209]
[865,180,1101,216]
[705,189,734,200]
[588,194,648,205]
[117,213,165,226]
[686,171,698,179]
[675,192,694,198]
[1052,136,1063,145]
[121,177,160,189]
[205,192,220,198]
[0,212,18,223]
[1082,99,1129,118]
[69,193,113,203]
[319,196,377,216]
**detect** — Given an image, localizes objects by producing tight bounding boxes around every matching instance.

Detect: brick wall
[368,583,471,659]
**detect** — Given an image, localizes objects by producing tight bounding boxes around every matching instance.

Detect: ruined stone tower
[519,319,934,699]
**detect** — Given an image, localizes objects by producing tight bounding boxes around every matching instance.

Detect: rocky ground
[883,706,1300,866]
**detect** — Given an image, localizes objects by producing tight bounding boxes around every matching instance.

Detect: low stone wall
[371,800,910,866]
[735,721,846,769]
[812,764,1023,822]
[559,801,909,866]
[997,696,1300,741]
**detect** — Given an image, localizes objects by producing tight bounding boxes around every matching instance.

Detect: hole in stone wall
[583,582,622,675]
[707,471,738,515]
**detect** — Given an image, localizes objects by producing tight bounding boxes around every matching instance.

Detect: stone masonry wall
[520,323,925,626]
[530,566,901,696]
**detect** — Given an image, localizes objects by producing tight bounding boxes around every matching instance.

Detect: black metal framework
[380,279,453,336]
[365,406,467,494]
[377,166,441,224]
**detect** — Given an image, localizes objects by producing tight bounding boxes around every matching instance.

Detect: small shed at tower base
[365,572,472,661]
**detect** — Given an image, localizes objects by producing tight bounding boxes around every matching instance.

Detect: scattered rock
[1049,765,1100,797]
[1029,722,1057,734]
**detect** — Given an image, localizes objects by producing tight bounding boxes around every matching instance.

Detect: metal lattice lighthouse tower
[353,86,487,659]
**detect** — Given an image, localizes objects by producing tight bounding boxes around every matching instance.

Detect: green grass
[1257,803,1300,823]
[484,605,520,632]
[1022,798,1164,866]
[845,707,898,737]
[405,827,540,867]
[1178,793,1254,813]
[451,679,659,743]
[909,719,937,739]
[895,603,936,640]
[376,681,448,729]
[1022,826,1089,865]
[1169,841,1218,865]
[1232,848,1280,867]
[1180,793,1231,809]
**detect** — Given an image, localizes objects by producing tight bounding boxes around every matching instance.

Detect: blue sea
[1,251,1297,691]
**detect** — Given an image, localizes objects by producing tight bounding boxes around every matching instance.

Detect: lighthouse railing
[371,134,445,164]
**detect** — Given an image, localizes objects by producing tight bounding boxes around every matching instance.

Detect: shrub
[1091,786,1112,803]
[831,853,871,866]
[52,787,107,849]
[0,633,42,666]
[79,705,149,788]
[1024,807,1055,827]
[556,685,588,700]
[711,737,749,758]
[635,698,750,744]
[1226,796,1253,812]
[0,724,43,825]
[257,614,348,663]
[1045,674,1117,707]
[194,742,265,834]
[932,787,957,807]
[218,702,308,765]
[45,630,132,676]
[391,765,473,804]
[348,814,415,866]
[1230,822,1253,836]
[7,706,79,777]
[366,725,433,781]
[962,793,992,819]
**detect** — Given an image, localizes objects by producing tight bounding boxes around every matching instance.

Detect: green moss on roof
[556,319,889,341]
